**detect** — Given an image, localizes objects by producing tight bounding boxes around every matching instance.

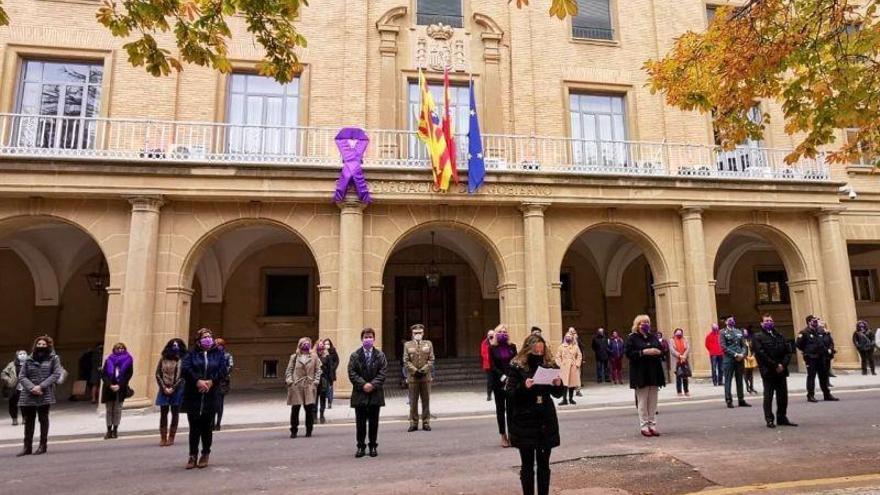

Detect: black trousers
[21,405,50,448]
[214,394,226,427]
[318,390,328,416]
[761,373,788,422]
[805,359,831,398]
[186,411,214,456]
[354,405,380,448]
[492,385,507,435]
[8,390,20,420]
[723,360,745,403]
[290,404,316,433]
[518,446,552,495]
[159,405,180,430]
[486,371,493,399]
[859,350,875,374]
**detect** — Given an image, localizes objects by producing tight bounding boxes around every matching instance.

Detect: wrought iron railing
[0,113,830,181]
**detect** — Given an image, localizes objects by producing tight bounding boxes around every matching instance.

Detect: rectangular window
[264,274,309,316]
[852,269,875,302]
[407,81,470,163]
[14,59,103,150]
[715,104,766,173]
[756,270,789,304]
[226,73,300,156]
[569,92,627,168]
[706,5,718,25]
[417,0,463,28]
[572,0,613,40]
[262,359,278,379]
[560,272,574,312]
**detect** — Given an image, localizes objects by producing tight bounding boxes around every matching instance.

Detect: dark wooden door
[394,276,456,358]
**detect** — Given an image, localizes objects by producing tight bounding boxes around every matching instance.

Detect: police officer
[720,315,751,408]
[752,314,797,428]
[796,315,839,402]
[403,324,435,432]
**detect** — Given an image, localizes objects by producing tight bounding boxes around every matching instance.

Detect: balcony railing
[0,113,830,181]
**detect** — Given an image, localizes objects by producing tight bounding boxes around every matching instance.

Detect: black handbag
[125,386,135,399]
[675,362,692,378]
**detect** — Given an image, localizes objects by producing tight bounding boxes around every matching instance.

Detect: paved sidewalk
[1,371,877,442]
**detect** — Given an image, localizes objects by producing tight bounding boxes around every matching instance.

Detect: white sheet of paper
[532,366,560,385]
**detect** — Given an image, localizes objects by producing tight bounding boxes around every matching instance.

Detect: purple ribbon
[333,127,372,204]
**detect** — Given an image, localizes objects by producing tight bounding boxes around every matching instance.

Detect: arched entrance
[713,225,811,345]
[0,217,110,399]
[381,224,504,370]
[557,224,669,380]
[183,221,321,390]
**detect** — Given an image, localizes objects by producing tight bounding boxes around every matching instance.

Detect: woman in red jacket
[480,329,496,401]
[705,324,724,387]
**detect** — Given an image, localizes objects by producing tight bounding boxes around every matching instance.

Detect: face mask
[674,332,683,338]
[16,352,27,362]
[496,334,509,344]
[726,318,736,328]
[564,335,573,344]
[761,321,775,331]
[639,323,651,334]
[199,336,214,349]
[527,353,543,367]
[316,344,325,353]
[362,337,374,350]
[809,320,819,329]
[300,343,311,353]
[414,334,423,342]
[171,343,180,352]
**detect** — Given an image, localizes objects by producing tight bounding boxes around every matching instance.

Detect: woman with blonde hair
[507,333,564,495]
[625,315,666,437]
[555,329,582,405]
[286,336,322,438]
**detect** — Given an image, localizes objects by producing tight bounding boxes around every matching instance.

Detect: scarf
[105,351,133,380]
[673,336,687,357]
[495,344,515,363]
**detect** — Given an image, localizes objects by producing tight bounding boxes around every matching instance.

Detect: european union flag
[467,82,485,193]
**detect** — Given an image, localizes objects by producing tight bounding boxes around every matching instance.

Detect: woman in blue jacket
[181,328,228,469]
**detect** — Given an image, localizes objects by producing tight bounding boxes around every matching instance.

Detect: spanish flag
[440,68,459,191]
[416,69,455,192]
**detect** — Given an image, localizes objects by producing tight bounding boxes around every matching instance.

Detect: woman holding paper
[625,315,666,437]
[507,334,564,495]
[489,324,517,448]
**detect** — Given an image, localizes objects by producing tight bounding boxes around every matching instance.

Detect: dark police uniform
[752,326,795,426]
[796,325,834,400]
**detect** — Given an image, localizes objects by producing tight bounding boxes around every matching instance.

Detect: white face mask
[414,334,423,342]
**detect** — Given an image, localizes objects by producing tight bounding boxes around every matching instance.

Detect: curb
[2,383,877,447]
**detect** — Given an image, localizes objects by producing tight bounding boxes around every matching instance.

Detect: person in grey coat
[17,335,63,456]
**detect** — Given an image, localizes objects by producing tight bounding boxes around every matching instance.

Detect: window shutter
[572,0,613,39]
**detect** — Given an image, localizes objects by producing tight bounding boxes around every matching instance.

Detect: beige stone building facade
[0,0,878,405]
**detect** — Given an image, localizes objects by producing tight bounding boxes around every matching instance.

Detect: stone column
[520,202,550,335]
[117,195,164,408]
[679,207,715,376]
[816,208,859,367]
[335,198,366,397]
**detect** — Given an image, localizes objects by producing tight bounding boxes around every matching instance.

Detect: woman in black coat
[625,314,666,437]
[506,334,564,495]
[489,324,518,448]
[318,338,339,422]
[181,328,228,469]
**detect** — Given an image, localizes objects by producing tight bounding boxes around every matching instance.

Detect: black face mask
[33,348,49,360]
[527,353,543,369]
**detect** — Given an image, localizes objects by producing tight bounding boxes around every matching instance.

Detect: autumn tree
[645,0,880,166]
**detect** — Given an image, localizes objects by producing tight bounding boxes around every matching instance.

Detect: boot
[159,427,168,447]
[167,426,177,446]
[185,455,197,469]
[104,426,113,440]
[305,427,313,438]
[319,415,326,424]
[16,444,32,457]
[112,425,119,438]
[34,442,47,455]
[197,453,210,468]
[12,418,18,426]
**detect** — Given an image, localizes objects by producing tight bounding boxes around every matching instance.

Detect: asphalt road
[3,388,880,495]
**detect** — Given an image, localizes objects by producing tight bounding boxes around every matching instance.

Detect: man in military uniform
[752,314,797,428]
[403,324,435,432]
[797,315,839,402]
[720,315,751,408]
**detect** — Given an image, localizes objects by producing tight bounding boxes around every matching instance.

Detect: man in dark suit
[752,314,797,428]
[348,327,387,458]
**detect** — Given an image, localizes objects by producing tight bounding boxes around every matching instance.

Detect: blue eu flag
[467,82,485,193]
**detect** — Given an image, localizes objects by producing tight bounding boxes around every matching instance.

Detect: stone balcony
[0,113,832,183]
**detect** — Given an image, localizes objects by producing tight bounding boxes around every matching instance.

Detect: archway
[713,225,810,346]
[380,223,504,384]
[557,224,668,380]
[0,217,110,399]
[183,221,321,391]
